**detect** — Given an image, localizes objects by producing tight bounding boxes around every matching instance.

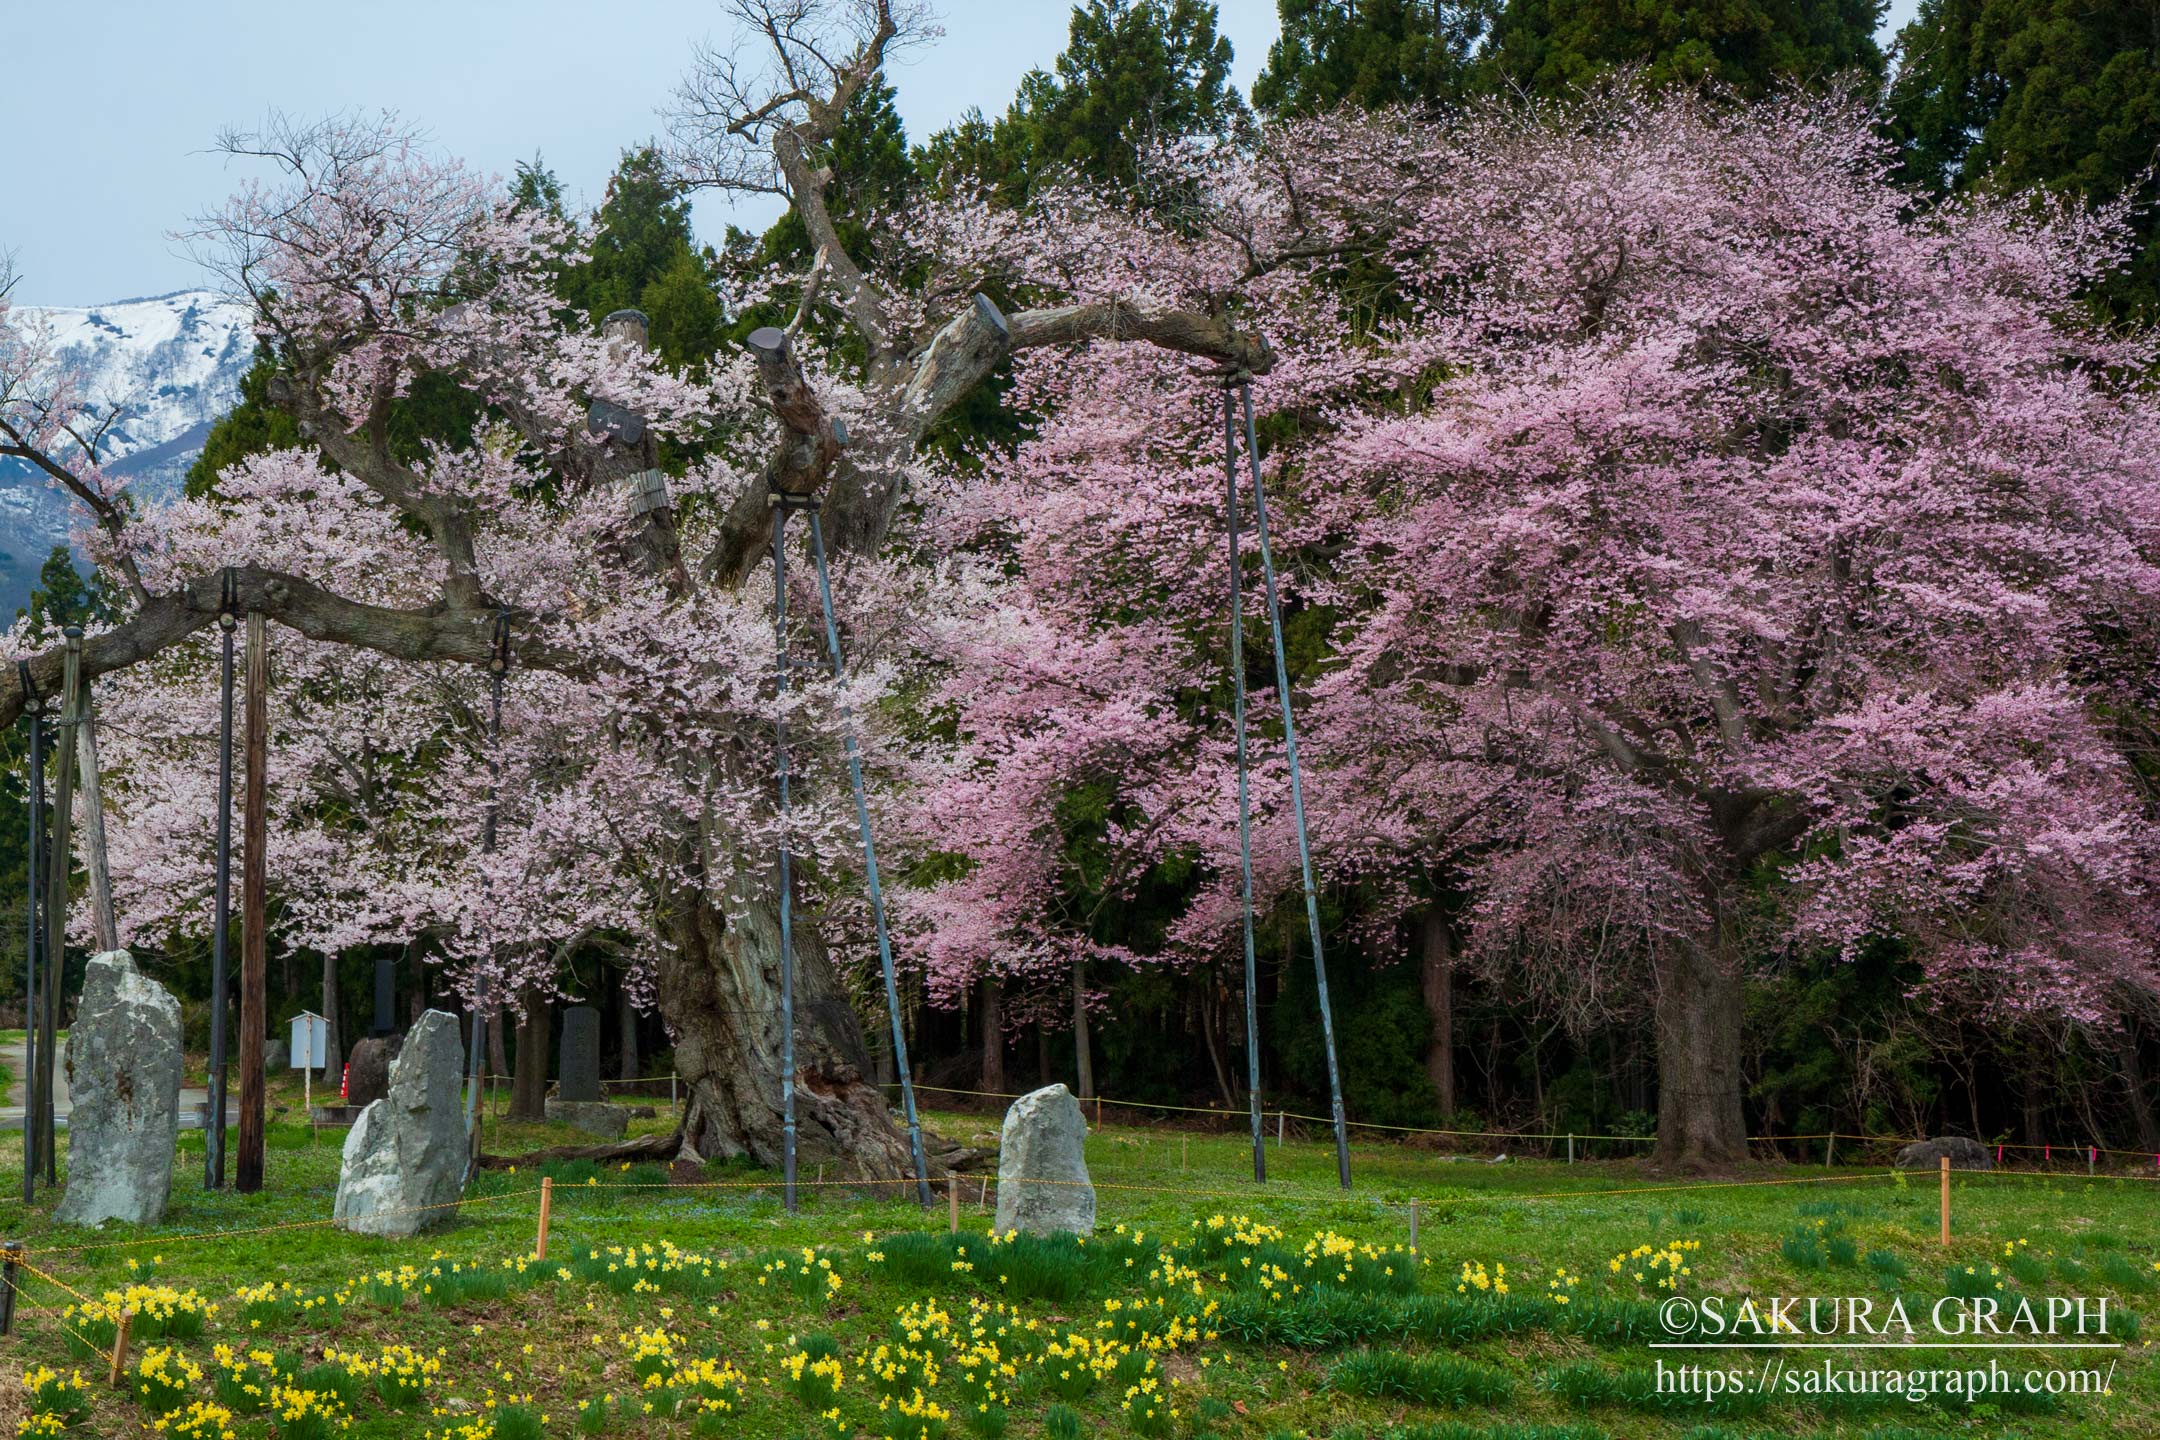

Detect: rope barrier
[900,1084,2160,1164]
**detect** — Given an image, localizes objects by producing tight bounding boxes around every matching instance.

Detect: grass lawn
[0,1101,2151,1439]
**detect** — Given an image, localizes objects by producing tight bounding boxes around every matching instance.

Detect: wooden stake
[37,631,84,1189]
[1939,1155,1951,1247]
[1567,1133,1574,1165]
[1277,1111,1285,1146]
[107,1309,133,1388]
[1181,1135,1188,1171]
[948,1174,960,1235]
[236,612,268,1194]
[1825,1133,1835,1169]
[74,693,117,952]
[536,1176,554,1260]
[0,1243,21,1336]
[1408,1199,1419,1254]
[978,1177,988,1212]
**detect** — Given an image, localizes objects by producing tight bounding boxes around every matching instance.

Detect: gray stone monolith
[1895,1136,1993,1171]
[55,951,182,1228]
[993,1084,1095,1235]
[333,1009,468,1236]
[557,1006,602,1102]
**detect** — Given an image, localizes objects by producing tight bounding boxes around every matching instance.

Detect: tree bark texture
[979,975,1004,1095]
[1650,927,1748,1171]
[1420,907,1456,1118]
[511,985,550,1122]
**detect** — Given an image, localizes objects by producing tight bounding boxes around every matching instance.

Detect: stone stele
[333,1009,469,1237]
[55,951,183,1228]
[1894,1135,1993,1171]
[993,1083,1095,1235]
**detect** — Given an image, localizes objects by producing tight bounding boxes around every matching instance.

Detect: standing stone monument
[557,1006,601,1101]
[1895,1136,1993,1171]
[56,952,183,1227]
[993,1084,1095,1235]
[545,1004,626,1135]
[343,1035,395,1109]
[333,1010,468,1237]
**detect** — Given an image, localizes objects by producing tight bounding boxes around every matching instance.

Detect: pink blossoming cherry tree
[5,5,2157,1176]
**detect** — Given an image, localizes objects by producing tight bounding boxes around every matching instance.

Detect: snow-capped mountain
[1,289,254,618]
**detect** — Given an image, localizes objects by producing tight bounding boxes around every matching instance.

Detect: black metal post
[1238,383,1352,1190]
[18,671,42,1203]
[467,613,510,1177]
[806,509,934,1206]
[772,497,799,1214]
[1222,390,1266,1184]
[206,569,238,1187]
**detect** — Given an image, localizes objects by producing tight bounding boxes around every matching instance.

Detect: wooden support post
[2088,1146,2096,1176]
[107,1309,134,1388]
[1939,1155,1951,1247]
[37,632,85,1190]
[948,1174,960,1235]
[1408,1199,1419,1254]
[74,692,117,952]
[1825,1133,1835,1169]
[1277,1111,1285,1146]
[1567,1134,1574,1165]
[1181,1135,1187,1171]
[536,1177,554,1261]
[0,1243,21,1336]
[1095,1095,1102,1129]
[236,613,269,1194]
[978,1177,988,1213]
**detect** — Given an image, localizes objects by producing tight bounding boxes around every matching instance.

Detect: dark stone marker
[558,1006,602,1102]
[344,1035,397,1109]
[372,955,396,1036]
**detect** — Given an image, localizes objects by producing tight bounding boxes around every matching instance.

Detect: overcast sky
[7,0,1920,306]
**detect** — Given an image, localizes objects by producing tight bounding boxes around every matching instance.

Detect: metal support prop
[771,498,802,1214]
[18,667,42,1202]
[467,613,511,1177]
[1235,383,1351,1190]
[207,570,239,1187]
[807,511,933,1207]
[1221,392,1266,1184]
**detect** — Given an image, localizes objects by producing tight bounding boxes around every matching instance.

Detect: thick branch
[269,372,486,607]
[1007,301,1275,376]
[1,568,580,731]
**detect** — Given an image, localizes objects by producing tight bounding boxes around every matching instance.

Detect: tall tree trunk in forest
[510,986,550,1121]
[2120,1025,2160,1151]
[616,967,639,1082]
[980,975,1004,1095]
[1199,976,1237,1108]
[1072,961,1095,1102]
[1420,908,1456,1117]
[1650,922,1748,1172]
[488,1005,510,1086]
[319,951,341,1081]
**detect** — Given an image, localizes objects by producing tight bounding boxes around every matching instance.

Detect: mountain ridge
[2,287,252,618]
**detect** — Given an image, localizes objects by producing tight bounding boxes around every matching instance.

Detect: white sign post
[288,1011,328,1131]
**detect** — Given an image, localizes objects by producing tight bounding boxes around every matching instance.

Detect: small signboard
[289,1011,328,1069]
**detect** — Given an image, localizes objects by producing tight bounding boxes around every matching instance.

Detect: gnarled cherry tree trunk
[657,870,948,1185]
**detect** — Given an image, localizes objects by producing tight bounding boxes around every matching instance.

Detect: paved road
[0,1035,229,1130]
